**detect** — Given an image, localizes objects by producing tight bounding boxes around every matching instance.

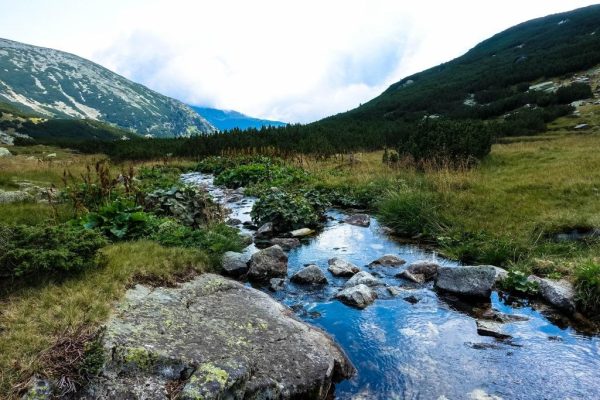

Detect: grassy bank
[0,147,239,397]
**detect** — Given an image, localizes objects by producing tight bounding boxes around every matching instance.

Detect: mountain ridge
[0,38,216,137]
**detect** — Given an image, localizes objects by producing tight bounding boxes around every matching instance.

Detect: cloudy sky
[0,1,597,123]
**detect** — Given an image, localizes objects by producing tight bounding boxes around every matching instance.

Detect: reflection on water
[183,173,600,400]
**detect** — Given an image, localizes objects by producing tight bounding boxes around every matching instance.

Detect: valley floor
[0,118,599,397]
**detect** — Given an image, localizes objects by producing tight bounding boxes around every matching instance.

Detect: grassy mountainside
[340,5,600,121]
[0,38,216,137]
[0,103,137,143]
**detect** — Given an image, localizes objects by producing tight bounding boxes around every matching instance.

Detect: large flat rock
[84,274,354,399]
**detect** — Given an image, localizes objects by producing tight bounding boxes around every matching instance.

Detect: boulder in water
[343,271,382,288]
[335,284,377,309]
[247,245,288,281]
[435,265,497,298]
[327,258,360,277]
[291,265,328,285]
[221,251,250,277]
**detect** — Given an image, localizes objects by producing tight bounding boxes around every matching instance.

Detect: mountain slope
[191,106,286,130]
[0,38,216,137]
[323,5,600,124]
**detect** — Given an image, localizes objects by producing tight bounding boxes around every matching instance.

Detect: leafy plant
[0,224,107,278]
[81,199,158,240]
[251,188,322,232]
[499,270,539,296]
[144,186,222,228]
[574,260,600,315]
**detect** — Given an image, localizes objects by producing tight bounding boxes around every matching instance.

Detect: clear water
[183,173,600,400]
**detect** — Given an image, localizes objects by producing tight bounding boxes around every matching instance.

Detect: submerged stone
[344,214,370,227]
[369,254,406,267]
[476,320,512,340]
[84,274,354,399]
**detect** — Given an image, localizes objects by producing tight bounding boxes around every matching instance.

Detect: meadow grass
[300,129,600,279]
[0,241,210,397]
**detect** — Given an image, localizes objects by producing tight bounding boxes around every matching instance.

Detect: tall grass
[575,260,600,315]
[0,241,210,398]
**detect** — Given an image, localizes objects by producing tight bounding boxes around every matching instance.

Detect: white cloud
[0,0,597,122]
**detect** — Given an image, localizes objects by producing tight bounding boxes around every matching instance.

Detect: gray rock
[528,276,576,313]
[344,213,370,227]
[270,237,301,251]
[369,254,406,267]
[290,228,314,237]
[335,284,377,309]
[327,258,360,277]
[0,190,33,204]
[255,222,274,238]
[84,274,354,399]
[406,260,441,280]
[575,123,590,130]
[491,266,508,283]
[269,278,286,292]
[476,320,512,340]
[248,245,288,281]
[404,295,420,305]
[435,265,497,298]
[343,271,383,288]
[0,147,12,157]
[396,270,425,284]
[226,218,242,226]
[221,251,250,277]
[22,377,53,400]
[291,265,328,285]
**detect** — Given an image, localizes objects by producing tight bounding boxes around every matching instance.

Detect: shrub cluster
[251,188,324,232]
[0,224,107,278]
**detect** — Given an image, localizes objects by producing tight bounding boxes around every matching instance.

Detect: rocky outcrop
[344,214,370,227]
[0,147,12,157]
[528,276,577,313]
[435,265,497,298]
[476,320,512,340]
[270,238,301,251]
[221,251,250,277]
[290,228,314,238]
[247,245,288,281]
[369,255,406,267]
[327,258,359,277]
[343,271,382,288]
[396,270,425,284]
[255,222,274,238]
[335,284,377,309]
[84,274,354,399]
[291,265,328,285]
[406,260,440,280]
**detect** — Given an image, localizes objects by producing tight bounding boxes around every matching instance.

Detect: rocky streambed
[84,173,600,400]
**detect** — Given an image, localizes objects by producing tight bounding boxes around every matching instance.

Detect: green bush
[214,162,308,189]
[150,220,243,254]
[82,199,159,241]
[377,188,444,237]
[499,270,539,295]
[251,188,322,232]
[574,260,600,315]
[144,186,222,228]
[0,224,107,278]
